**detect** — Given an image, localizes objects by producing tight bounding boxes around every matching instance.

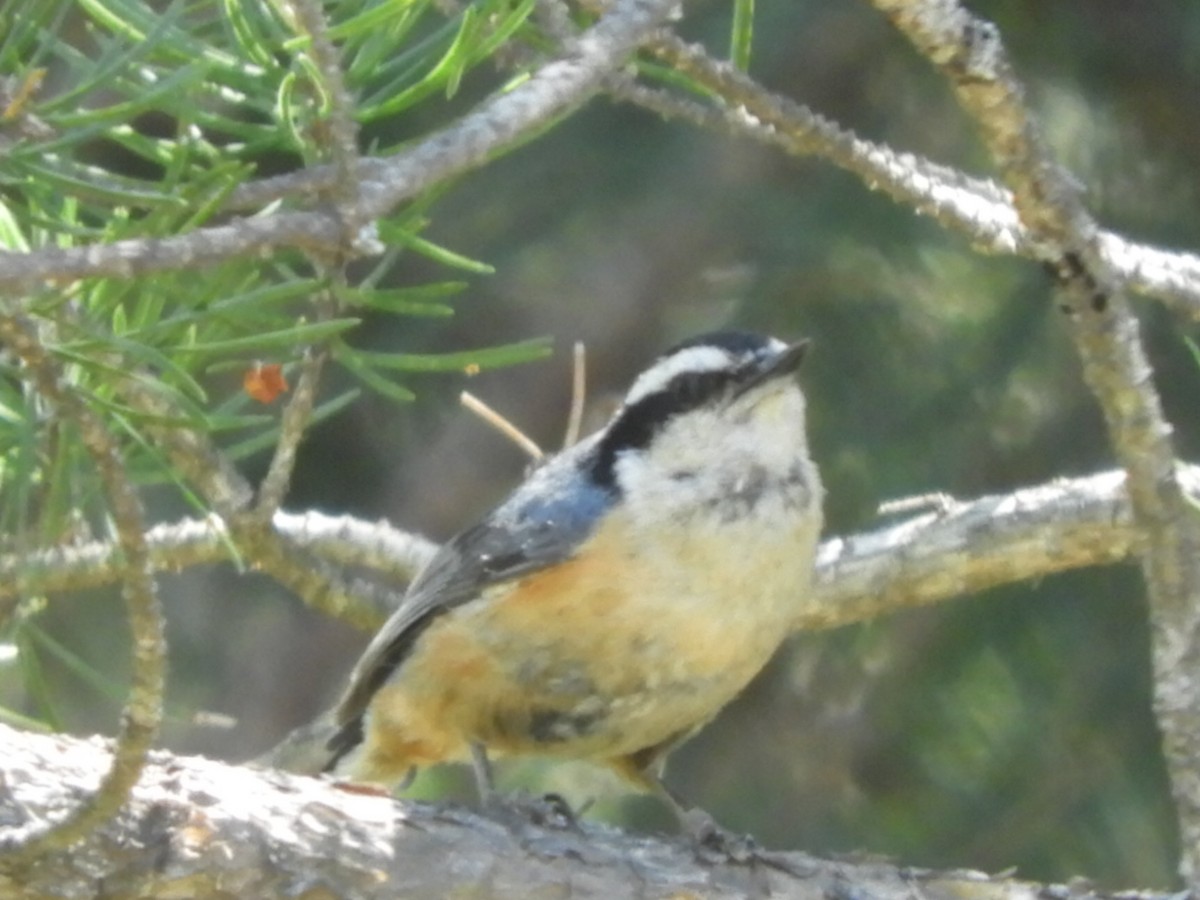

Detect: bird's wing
[326,450,613,764]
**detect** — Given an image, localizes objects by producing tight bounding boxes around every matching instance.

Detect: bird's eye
[668,370,733,407]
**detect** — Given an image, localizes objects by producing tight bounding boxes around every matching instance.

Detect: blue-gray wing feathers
[325,438,614,764]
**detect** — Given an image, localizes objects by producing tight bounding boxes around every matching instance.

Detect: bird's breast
[363,457,822,766]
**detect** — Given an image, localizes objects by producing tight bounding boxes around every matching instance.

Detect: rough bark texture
[0,725,1179,900]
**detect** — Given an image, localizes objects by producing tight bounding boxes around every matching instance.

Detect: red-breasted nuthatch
[322,330,824,838]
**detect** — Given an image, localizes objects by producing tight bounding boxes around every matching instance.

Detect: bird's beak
[733,339,810,397]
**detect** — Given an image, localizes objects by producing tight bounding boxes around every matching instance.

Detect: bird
[321,330,824,843]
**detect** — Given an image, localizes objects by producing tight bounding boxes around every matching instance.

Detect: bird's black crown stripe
[664,329,775,358]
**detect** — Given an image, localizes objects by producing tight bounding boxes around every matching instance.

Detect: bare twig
[0,312,165,870]
[876,492,956,517]
[867,0,1200,882]
[286,0,361,216]
[461,391,545,461]
[252,4,361,519]
[117,369,255,520]
[563,341,587,448]
[253,346,328,519]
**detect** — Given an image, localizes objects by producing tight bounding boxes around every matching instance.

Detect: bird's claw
[681,808,762,865]
[483,789,580,831]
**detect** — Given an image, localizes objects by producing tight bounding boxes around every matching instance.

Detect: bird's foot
[482,789,580,831]
[680,808,762,865]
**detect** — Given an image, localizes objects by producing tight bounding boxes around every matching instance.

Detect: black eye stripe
[661,368,738,408]
[593,367,739,491]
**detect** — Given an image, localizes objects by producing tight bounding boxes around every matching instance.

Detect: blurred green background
[8,0,1200,888]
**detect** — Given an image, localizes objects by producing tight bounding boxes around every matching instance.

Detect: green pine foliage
[0,0,553,535]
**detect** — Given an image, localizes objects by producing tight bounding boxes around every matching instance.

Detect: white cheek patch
[623,346,731,407]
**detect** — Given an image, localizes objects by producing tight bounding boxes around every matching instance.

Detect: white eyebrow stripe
[622,346,731,406]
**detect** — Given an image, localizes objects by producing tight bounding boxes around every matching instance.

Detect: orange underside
[345,516,778,790]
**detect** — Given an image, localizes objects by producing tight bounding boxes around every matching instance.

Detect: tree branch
[2,467,1187,637]
[0,313,165,869]
[620,35,1200,319]
[5,4,1200,323]
[0,0,683,292]
[0,723,1180,900]
[867,0,1200,883]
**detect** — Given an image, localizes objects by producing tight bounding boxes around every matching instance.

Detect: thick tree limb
[0,724,1179,899]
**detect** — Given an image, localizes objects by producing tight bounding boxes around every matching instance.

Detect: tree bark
[0,724,1178,900]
